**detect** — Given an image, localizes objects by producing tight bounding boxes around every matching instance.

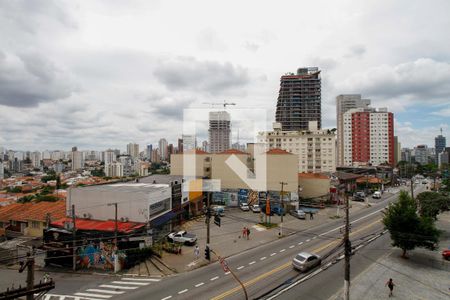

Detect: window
[31,221,40,229]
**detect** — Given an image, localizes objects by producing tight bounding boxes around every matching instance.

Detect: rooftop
[72,182,170,193]
[298,173,329,180]
[217,149,248,155]
[266,148,293,155]
[51,217,146,233]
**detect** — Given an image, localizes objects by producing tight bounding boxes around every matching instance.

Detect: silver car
[292,252,322,272]
[290,209,306,219]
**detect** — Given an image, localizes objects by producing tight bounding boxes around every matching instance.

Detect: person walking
[242,227,247,239]
[194,245,200,260]
[246,227,250,240]
[309,212,314,220]
[385,278,395,297]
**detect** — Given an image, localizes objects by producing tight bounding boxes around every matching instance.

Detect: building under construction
[275,67,321,131]
[208,111,231,153]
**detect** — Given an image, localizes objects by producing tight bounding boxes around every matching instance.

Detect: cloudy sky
[1,0,449,151]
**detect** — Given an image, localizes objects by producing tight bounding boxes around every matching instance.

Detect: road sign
[214,215,221,227]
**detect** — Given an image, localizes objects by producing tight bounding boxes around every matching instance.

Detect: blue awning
[150,211,177,227]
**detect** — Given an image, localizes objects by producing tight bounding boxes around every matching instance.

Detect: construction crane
[203,100,236,109]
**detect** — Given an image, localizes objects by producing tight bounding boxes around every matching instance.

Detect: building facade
[208,111,231,153]
[182,135,196,151]
[336,94,371,166]
[105,162,124,177]
[414,145,429,165]
[126,143,140,159]
[343,108,394,166]
[275,67,321,131]
[71,149,84,171]
[158,138,168,161]
[257,121,336,173]
[435,131,446,163]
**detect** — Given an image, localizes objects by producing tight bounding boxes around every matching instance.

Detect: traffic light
[205,246,211,260]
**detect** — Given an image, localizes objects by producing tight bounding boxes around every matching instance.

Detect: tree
[383,191,440,258]
[56,174,61,190]
[417,191,448,219]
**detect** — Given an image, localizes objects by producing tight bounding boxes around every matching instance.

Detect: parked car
[442,249,450,260]
[261,205,285,216]
[290,209,306,219]
[167,231,197,245]
[211,205,225,216]
[250,204,261,213]
[240,203,250,211]
[292,252,322,272]
[372,191,382,199]
[354,191,366,202]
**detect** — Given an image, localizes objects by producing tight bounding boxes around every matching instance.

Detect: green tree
[383,191,441,258]
[417,191,448,219]
[56,174,61,189]
[18,195,35,203]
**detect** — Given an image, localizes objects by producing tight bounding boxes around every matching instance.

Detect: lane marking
[162,296,172,300]
[280,249,286,252]
[211,276,220,281]
[111,281,149,286]
[86,289,125,295]
[270,253,276,256]
[225,271,231,275]
[237,266,244,270]
[260,257,267,260]
[121,278,161,282]
[306,239,311,242]
[312,236,317,240]
[249,261,256,265]
[178,289,188,294]
[289,245,295,249]
[99,285,138,290]
[195,282,205,287]
[74,293,111,299]
[211,218,382,300]
[298,242,303,245]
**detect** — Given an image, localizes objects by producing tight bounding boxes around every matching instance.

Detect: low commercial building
[298,173,330,199]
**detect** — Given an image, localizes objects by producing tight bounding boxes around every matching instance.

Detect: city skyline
[1,1,449,150]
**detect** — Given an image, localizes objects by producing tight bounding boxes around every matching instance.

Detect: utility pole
[279,182,287,237]
[72,204,76,271]
[108,203,118,246]
[25,252,34,300]
[206,192,211,261]
[344,190,351,300]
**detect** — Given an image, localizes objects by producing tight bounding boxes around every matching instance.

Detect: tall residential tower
[208,111,231,153]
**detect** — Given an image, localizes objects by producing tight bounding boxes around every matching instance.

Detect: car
[354,191,366,202]
[167,231,197,245]
[240,203,250,211]
[290,209,306,219]
[210,205,225,216]
[292,252,322,272]
[372,191,382,199]
[250,204,261,213]
[442,249,450,260]
[261,205,286,216]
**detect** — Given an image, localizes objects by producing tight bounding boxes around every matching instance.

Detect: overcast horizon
[1,0,450,152]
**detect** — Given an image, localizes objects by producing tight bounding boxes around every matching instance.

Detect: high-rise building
[201,140,209,152]
[167,144,174,160]
[0,161,4,179]
[177,138,183,153]
[414,145,429,165]
[151,149,160,163]
[103,149,116,165]
[343,107,394,166]
[435,129,446,162]
[126,143,140,158]
[105,162,124,177]
[182,135,197,151]
[275,67,321,131]
[209,111,231,153]
[258,121,336,173]
[336,94,371,166]
[31,151,42,168]
[71,148,84,171]
[146,144,153,160]
[394,136,401,166]
[158,138,168,160]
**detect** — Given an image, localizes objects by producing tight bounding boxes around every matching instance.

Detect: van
[372,191,382,199]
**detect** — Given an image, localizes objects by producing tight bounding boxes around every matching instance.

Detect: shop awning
[150,211,177,227]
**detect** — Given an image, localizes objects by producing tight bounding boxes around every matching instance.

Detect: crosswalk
[39,276,161,300]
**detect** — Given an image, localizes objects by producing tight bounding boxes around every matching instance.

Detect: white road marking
[178,289,188,294]
[237,266,244,270]
[86,289,125,295]
[298,242,303,245]
[111,281,149,286]
[195,282,205,287]
[225,271,231,275]
[210,276,220,281]
[99,285,138,290]
[289,245,295,249]
[260,256,267,260]
[249,261,256,265]
[161,296,172,300]
[280,249,286,252]
[74,293,112,299]
[270,253,277,256]
[121,278,161,282]
[306,239,311,242]
[312,236,317,240]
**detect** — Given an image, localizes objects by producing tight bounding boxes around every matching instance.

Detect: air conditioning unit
[83,213,92,219]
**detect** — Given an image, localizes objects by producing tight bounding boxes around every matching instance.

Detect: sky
[1,0,449,151]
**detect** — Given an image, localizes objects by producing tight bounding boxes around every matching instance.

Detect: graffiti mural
[77,241,126,270]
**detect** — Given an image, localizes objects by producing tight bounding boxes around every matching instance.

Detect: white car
[250,204,261,213]
[240,203,250,211]
[372,191,382,199]
[168,231,197,245]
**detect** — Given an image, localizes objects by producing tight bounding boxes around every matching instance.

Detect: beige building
[258,121,336,173]
[170,149,211,178]
[265,149,298,192]
[298,173,330,199]
[211,149,251,190]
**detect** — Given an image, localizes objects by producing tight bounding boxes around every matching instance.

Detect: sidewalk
[330,211,450,300]
[157,200,372,273]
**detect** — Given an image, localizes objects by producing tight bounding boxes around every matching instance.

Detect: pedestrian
[242,227,247,239]
[246,227,250,240]
[309,212,314,220]
[194,245,200,260]
[385,278,395,297]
